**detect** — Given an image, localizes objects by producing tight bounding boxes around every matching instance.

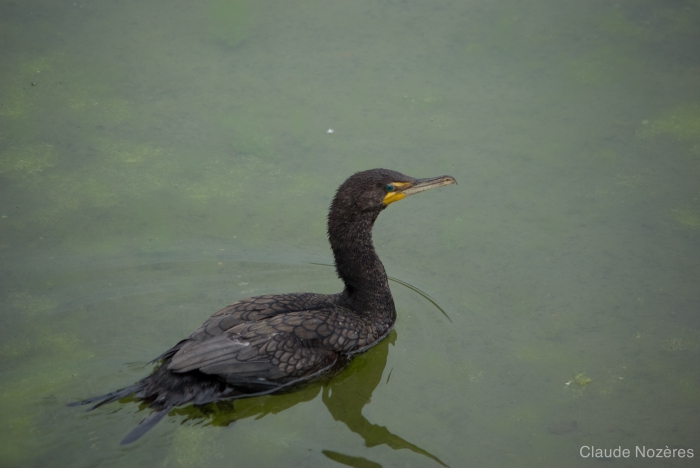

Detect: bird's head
[330,168,457,217]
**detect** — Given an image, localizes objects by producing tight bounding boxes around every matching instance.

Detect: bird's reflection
[166,330,446,467]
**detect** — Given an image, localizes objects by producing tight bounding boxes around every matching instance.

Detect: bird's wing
[168,310,349,385]
[186,293,335,342]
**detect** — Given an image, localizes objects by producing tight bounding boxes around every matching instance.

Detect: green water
[1,0,699,466]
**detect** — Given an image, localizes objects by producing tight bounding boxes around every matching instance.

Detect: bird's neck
[328,211,395,319]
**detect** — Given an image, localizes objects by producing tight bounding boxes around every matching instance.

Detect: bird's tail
[67,382,146,411]
[68,381,174,444]
[67,363,241,444]
[120,404,173,445]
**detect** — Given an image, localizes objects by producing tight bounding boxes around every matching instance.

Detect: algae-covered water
[1,0,699,466]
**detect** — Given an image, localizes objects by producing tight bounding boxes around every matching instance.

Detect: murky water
[1,0,699,466]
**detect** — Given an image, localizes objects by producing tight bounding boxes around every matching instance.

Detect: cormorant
[69,168,456,444]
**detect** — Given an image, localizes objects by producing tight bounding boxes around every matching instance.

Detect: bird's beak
[383,175,457,205]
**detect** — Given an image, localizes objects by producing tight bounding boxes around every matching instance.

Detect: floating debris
[574,373,592,387]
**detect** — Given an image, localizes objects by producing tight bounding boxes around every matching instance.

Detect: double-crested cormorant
[69,168,456,444]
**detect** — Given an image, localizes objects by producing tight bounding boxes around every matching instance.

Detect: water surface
[1,0,699,466]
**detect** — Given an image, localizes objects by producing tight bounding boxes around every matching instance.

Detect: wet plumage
[69,168,456,444]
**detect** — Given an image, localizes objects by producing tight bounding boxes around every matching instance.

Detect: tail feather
[67,383,145,411]
[120,405,173,445]
[68,363,243,444]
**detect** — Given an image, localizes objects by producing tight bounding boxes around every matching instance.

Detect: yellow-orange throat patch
[383,191,406,205]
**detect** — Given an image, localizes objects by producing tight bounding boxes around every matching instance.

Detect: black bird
[69,168,456,444]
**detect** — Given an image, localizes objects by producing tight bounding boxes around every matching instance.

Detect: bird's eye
[385,184,395,192]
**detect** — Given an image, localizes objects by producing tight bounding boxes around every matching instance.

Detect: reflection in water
[167,330,446,467]
[322,450,382,468]
[321,332,448,467]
